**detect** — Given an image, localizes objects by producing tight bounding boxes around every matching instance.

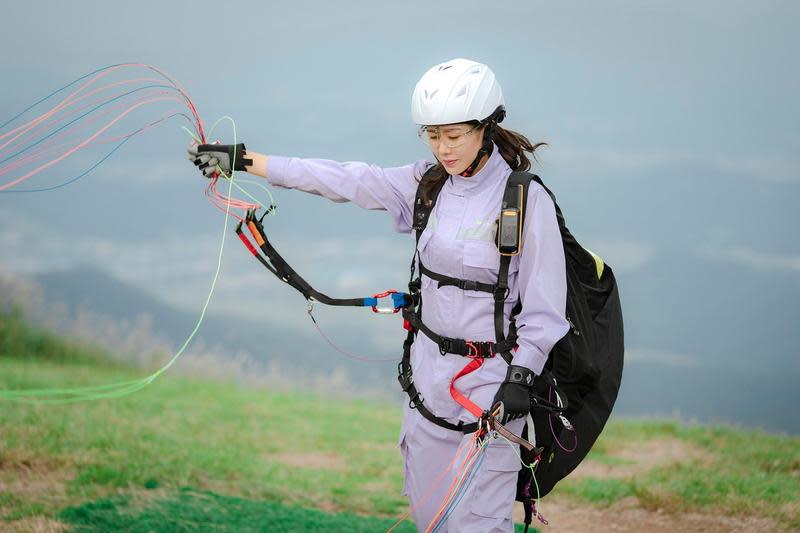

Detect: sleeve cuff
[265,155,292,188]
[510,346,547,376]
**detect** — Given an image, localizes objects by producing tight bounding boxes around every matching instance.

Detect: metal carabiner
[371,289,401,314]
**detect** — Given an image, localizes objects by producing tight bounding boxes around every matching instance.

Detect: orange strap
[449,356,539,452]
[449,358,485,418]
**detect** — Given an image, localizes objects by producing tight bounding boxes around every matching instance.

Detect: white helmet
[411,58,505,126]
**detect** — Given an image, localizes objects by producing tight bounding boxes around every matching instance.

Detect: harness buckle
[438,338,451,355]
[476,341,496,358]
[397,364,414,392]
[407,390,424,409]
[408,278,421,294]
[461,280,480,291]
[494,284,510,301]
[438,337,467,356]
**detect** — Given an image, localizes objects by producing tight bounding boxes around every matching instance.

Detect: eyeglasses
[417,123,482,149]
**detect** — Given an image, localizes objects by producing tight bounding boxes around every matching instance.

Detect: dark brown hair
[417,124,547,205]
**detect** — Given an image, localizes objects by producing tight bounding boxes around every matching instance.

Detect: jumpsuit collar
[446,143,511,195]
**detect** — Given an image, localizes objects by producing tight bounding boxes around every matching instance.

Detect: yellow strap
[585,248,605,279]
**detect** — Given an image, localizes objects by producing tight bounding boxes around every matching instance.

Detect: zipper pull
[566,315,581,336]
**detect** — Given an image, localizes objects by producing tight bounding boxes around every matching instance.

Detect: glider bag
[518,175,625,499]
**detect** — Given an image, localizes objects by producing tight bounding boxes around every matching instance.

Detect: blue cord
[0,84,179,166]
[0,64,127,131]
[0,113,191,194]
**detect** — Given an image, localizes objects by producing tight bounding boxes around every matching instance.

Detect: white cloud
[553,147,799,184]
[699,246,800,273]
[711,153,800,184]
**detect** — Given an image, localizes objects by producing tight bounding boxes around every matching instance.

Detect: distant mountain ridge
[14,261,800,435]
[25,266,392,393]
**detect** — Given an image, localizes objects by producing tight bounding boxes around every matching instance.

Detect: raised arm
[254,151,429,235]
[188,143,428,234]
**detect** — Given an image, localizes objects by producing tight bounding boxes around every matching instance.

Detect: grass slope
[1,309,798,531]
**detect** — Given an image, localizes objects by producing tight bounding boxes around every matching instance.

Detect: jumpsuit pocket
[463,240,500,275]
[469,442,520,519]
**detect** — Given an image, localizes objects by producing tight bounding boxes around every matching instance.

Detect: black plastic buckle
[460,280,479,291]
[494,283,510,301]
[397,366,413,392]
[408,278,421,294]
[438,338,451,355]
[407,390,424,409]
[439,337,466,356]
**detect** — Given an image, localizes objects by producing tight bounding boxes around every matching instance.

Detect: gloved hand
[187,142,252,178]
[491,364,535,424]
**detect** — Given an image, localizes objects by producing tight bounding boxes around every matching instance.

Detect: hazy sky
[1,1,798,429]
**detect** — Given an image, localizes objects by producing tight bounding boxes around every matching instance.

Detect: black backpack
[402,169,625,531]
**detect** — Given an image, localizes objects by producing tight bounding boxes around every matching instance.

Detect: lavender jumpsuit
[266,146,569,532]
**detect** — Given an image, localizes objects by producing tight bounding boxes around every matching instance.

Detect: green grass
[555,419,800,528]
[1,308,798,530]
[58,487,419,533]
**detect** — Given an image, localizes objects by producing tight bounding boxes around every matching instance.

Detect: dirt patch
[780,501,799,524]
[269,451,346,471]
[571,438,714,479]
[2,516,69,533]
[513,497,782,533]
[0,451,74,504]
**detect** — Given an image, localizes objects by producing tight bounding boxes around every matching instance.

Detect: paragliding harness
[399,167,625,531]
[234,167,624,532]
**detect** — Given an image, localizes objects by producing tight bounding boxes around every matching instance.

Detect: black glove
[492,364,535,424]
[187,142,252,178]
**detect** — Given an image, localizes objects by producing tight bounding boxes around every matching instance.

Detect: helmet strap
[458,106,505,178]
[459,136,492,177]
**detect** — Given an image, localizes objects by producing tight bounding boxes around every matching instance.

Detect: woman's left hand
[492,364,535,424]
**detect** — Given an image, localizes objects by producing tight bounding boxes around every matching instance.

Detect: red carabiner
[371,289,400,314]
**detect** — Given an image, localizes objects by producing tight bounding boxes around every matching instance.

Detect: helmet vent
[439,65,453,71]
[455,85,468,99]
[424,88,439,100]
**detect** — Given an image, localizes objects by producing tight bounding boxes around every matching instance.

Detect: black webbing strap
[398,330,479,434]
[402,307,516,361]
[245,212,370,307]
[397,168,539,434]
[493,172,534,364]
[419,260,496,293]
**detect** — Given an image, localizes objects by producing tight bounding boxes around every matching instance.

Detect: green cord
[0,118,242,403]
[186,120,276,212]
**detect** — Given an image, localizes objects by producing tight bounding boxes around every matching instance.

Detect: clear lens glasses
[417,124,481,149]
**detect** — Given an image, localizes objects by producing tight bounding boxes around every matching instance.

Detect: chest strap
[419,260,496,293]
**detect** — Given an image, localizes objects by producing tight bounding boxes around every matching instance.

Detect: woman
[190,58,569,532]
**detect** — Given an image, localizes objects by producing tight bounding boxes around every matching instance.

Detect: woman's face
[422,122,485,175]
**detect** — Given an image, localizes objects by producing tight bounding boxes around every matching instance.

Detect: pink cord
[307,308,396,363]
